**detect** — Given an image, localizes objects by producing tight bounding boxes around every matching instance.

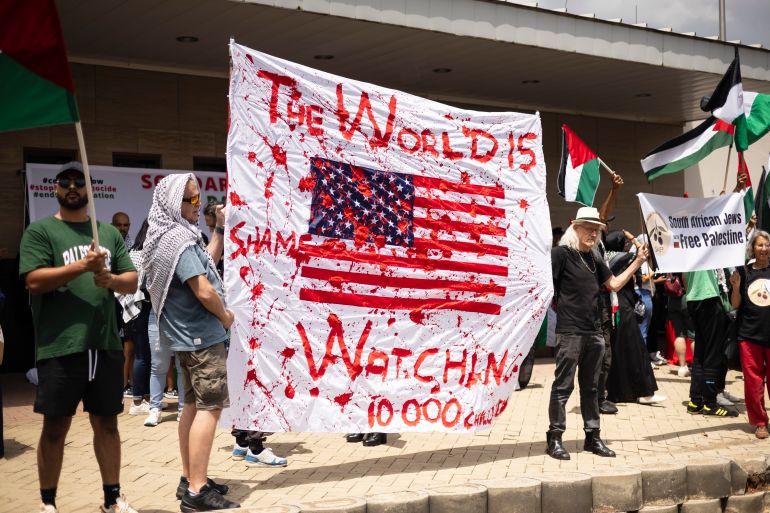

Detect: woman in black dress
[604,231,666,404]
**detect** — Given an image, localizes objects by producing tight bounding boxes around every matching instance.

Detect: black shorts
[34,350,124,417]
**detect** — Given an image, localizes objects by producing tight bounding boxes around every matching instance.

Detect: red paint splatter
[460,171,470,184]
[309,387,319,397]
[409,309,425,324]
[244,368,257,387]
[247,151,257,163]
[284,382,295,399]
[457,315,462,328]
[280,347,296,359]
[246,54,254,64]
[248,337,259,350]
[264,172,275,199]
[230,191,247,206]
[259,135,288,169]
[239,266,250,281]
[431,384,441,394]
[387,317,396,327]
[519,198,529,211]
[334,392,353,411]
[329,275,344,288]
[250,282,264,300]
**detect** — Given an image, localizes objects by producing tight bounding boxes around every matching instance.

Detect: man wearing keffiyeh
[142,173,239,512]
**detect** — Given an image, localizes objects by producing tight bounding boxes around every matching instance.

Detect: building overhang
[58,0,770,124]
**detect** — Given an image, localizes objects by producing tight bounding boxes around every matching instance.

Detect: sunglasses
[57,177,87,188]
[182,194,201,206]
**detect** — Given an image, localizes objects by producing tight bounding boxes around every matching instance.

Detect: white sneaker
[721,390,743,403]
[100,495,138,513]
[716,392,735,407]
[245,447,288,467]
[39,504,57,513]
[128,400,150,415]
[144,407,162,427]
[639,394,667,404]
[677,366,691,378]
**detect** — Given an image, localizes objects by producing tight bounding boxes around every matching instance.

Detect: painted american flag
[297,158,509,315]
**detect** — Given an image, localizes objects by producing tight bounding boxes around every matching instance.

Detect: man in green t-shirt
[19,162,138,513]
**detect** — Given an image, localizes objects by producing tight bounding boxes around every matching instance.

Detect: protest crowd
[3,5,770,513]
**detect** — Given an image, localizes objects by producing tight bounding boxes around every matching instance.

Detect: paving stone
[227,507,301,513]
[427,483,486,513]
[686,458,732,499]
[474,477,541,513]
[638,505,679,513]
[366,490,429,513]
[639,462,687,506]
[733,455,769,496]
[589,466,642,513]
[680,498,722,513]
[725,491,765,513]
[537,472,592,513]
[291,497,366,513]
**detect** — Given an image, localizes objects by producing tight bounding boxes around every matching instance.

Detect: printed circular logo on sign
[645,211,671,257]
[748,278,770,307]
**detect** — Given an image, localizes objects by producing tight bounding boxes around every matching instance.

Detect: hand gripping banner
[223,41,553,432]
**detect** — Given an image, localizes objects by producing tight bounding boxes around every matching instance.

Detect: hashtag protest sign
[222,41,553,432]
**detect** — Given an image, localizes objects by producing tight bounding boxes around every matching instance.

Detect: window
[112,152,161,169]
[193,156,227,173]
[23,147,77,166]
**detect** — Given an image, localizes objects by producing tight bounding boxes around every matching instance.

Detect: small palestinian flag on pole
[701,48,748,152]
[640,117,734,182]
[557,124,602,206]
[737,152,754,221]
[0,0,80,132]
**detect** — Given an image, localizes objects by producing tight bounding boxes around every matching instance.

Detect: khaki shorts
[177,342,229,410]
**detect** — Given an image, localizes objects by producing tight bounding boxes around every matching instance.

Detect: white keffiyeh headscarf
[142,173,218,318]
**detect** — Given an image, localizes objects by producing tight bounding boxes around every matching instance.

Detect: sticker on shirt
[748,279,770,307]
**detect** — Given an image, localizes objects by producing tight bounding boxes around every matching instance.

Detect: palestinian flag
[737,152,754,221]
[745,91,770,146]
[0,0,80,132]
[701,51,748,151]
[640,117,733,182]
[557,124,600,206]
[756,164,770,233]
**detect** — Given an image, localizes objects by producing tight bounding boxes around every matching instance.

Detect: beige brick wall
[0,63,687,256]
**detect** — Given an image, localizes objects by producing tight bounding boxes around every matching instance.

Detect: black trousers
[548,332,604,433]
[597,322,612,402]
[687,297,729,406]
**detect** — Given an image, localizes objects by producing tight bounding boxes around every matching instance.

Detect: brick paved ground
[2,360,768,513]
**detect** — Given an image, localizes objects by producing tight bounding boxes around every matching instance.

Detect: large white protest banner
[638,192,747,272]
[26,164,227,241]
[223,42,552,432]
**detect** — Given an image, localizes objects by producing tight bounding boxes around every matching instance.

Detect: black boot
[545,431,570,460]
[584,430,615,457]
[362,432,387,446]
[599,399,618,414]
[345,433,364,443]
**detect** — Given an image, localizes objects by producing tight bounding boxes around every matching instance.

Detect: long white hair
[559,224,581,251]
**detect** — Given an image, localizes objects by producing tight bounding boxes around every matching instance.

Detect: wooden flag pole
[721,143,734,194]
[598,157,616,176]
[74,121,100,248]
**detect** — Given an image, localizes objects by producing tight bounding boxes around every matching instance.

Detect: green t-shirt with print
[19,217,135,361]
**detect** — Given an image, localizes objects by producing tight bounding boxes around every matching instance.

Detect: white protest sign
[638,192,746,272]
[222,42,553,433]
[26,163,227,240]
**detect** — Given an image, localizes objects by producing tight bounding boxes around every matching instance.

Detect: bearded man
[19,161,139,513]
